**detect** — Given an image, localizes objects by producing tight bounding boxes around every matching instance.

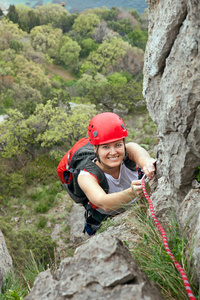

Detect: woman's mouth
[107,156,120,160]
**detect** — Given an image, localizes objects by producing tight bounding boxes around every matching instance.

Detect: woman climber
[77,112,156,235]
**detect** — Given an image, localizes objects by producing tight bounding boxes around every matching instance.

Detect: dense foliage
[0,4,149,199]
[0,4,155,298]
[0,4,148,117]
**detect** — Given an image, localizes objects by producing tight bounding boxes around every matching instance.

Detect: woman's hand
[125,142,156,180]
[143,158,156,179]
[131,180,143,198]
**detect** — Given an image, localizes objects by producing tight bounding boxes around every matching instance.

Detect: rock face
[68,203,89,245]
[143,0,200,278]
[68,203,140,249]
[24,232,164,300]
[0,230,13,291]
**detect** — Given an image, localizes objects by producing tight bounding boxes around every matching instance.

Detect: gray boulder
[68,203,89,245]
[0,230,13,291]
[24,232,164,300]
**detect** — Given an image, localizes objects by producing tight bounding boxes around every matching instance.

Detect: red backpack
[57,137,90,185]
[57,137,109,206]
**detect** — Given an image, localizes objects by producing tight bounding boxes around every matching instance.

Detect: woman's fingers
[131,180,143,197]
[143,159,156,179]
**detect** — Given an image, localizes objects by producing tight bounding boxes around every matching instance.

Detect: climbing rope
[141,177,196,300]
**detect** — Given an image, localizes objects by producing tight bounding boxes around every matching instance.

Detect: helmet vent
[93,131,98,137]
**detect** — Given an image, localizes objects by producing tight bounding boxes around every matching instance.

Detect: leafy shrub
[2,96,14,110]
[0,289,23,300]
[24,155,58,185]
[8,172,26,195]
[1,220,56,267]
[0,165,27,198]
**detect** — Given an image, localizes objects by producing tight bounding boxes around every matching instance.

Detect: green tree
[0,89,14,114]
[13,5,31,32]
[83,37,132,74]
[59,37,81,67]
[99,7,119,21]
[77,73,108,96]
[72,13,100,38]
[0,49,16,75]
[34,102,96,149]
[107,18,132,35]
[53,12,79,33]
[0,109,31,158]
[86,79,143,112]
[7,5,19,23]
[36,3,70,25]
[0,101,96,159]
[106,72,127,86]
[9,39,23,53]
[14,5,40,32]
[0,8,3,16]
[11,83,42,117]
[27,10,40,32]
[78,62,97,76]
[0,18,25,50]
[126,25,148,50]
[76,72,143,112]
[30,25,62,59]
[80,38,99,57]
[129,8,142,22]
[14,55,51,90]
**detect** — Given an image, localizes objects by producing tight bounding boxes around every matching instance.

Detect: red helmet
[88,112,128,145]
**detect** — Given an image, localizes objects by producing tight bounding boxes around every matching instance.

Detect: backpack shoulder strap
[66,155,109,204]
[84,157,109,193]
[70,140,95,169]
[123,156,137,171]
[124,156,144,179]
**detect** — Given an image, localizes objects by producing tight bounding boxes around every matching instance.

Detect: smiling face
[94,139,125,169]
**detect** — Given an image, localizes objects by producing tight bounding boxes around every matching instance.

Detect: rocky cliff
[143,0,200,278]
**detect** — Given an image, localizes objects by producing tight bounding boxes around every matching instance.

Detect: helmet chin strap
[123,139,128,162]
[95,145,101,163]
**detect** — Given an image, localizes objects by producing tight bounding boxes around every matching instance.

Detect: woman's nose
[109,147,117,154]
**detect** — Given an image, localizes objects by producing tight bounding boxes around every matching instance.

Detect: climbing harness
[141,176,196,300]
